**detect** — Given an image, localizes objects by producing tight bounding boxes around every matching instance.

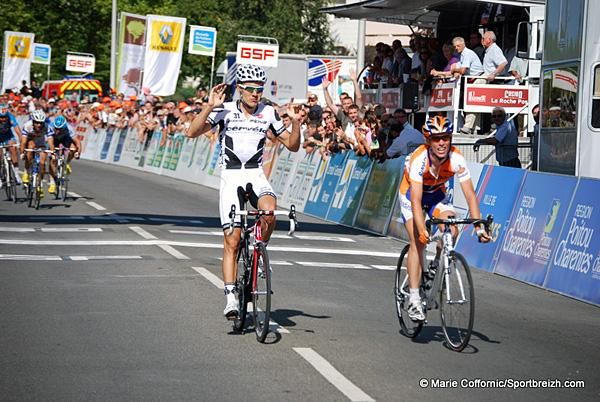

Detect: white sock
[224,283,236,298]
[409,288,421,303]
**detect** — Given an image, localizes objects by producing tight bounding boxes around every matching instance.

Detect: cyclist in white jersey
[187,64,301,319]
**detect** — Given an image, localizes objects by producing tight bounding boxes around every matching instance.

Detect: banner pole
[209,55,215,89]
[47,64,50,81]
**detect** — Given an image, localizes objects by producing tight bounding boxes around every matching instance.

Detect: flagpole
[110,0,118,90]
[210,56,215,89]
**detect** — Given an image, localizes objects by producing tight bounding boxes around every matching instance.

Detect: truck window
[542,67,578,129]
[593,65,600,129]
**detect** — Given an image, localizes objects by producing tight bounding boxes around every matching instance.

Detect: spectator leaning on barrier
[482,31,508,82]
[447,36,485,134]
[385,113,425,159]
[473,106,521,168]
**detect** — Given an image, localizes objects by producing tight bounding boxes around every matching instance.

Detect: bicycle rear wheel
[233,241,250,333]
[394,244,423,338]
[440,252,474,352]
[252,242,271,343]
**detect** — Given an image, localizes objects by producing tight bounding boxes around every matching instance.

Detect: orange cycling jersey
[399,144,471,196]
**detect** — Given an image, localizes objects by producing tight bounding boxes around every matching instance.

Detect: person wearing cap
[473,106,521,168]
[187,64,301,320]
[400,115,491,321]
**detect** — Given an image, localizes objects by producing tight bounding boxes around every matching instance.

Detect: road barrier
[74,124,599,306]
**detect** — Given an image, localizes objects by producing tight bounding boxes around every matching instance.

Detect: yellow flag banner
[2,31,35,93]
[141,15,186,96]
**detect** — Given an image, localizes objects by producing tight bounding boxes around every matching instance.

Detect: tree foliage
[1,0,333,91]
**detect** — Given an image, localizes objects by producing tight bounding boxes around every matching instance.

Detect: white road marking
[0,254,62,261]
[28,216,86,220]
[0,227,35,232]
[293,348,374,402]
[168,229,354,243]
[129,226,157,240]
[192,266,224,288]
[68,255,143,261]
[114,274,200,278]
[68,192,82,198]
[157,244,190,260]
[270,260,293,266]
[149,217,204,224]
[371,265,397,270]
[193,266,289,334]
[41,228,103,233]
[86,201,107,211]
[297,262,371,269]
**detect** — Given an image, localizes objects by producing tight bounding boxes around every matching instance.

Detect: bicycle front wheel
[8,165,17,202]
[394,245,423,338]
[440,252,474,352]
[233,241,250,333]
[252,242,271,343]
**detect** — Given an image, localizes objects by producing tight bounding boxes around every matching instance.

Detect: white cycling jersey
[208,100,286,170]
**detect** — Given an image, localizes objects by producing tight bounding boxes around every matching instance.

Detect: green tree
[1,0,333,94]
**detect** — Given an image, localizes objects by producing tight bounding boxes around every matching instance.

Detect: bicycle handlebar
[24,148,54,154]
[427,214,493,241]
[227,204,298,236]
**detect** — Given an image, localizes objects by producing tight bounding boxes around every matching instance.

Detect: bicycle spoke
[253,242,271,343]
[233,243,250,333]
[440,252,474,352]
[395,245,423,338]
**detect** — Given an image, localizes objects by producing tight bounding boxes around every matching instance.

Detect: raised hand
[208,83,227,107]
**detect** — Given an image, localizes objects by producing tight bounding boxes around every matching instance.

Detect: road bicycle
[24,148,51,210]
[53,145,71,201]
[228,184,297,343]
[0,143,18,202]
[394,215,493,352]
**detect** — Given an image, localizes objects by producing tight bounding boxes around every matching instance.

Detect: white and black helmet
[236,64,267,84]
[30,109,47,123]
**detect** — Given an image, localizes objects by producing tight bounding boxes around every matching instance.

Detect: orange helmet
[422,116,453,139]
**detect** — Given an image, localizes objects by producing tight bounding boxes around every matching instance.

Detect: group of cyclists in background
[0,101,80,202]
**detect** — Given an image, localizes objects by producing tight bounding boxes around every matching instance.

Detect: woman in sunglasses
[187,64,301,320]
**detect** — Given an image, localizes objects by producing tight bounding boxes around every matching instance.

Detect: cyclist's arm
[276,105,300,151]
[460,179,491,241]
[188,83,226,138]
[19,132,28,154]
[47,136,55,153]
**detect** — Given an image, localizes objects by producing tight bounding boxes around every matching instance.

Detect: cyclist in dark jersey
[49,115,81,188]
[0,105,23,182]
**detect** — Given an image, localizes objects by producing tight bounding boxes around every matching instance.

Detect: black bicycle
[394,215,493,351]
[0,143,18,202]
[228,184,297,342]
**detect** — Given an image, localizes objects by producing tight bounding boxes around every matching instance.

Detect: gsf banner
[544,178,600,305]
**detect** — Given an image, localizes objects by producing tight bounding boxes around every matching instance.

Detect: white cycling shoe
[407,299,426,322]
[223,295,239,320]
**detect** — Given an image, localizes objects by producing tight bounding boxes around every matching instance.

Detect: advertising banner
[428,82,455,111]
[116,12,146,97]
[66,53,95,73]
[142,14,187,96]
[355,157,404,234]
[236,41,279,67]
[303,156,330,217]
[455,165,526,272]
[303,152,347,218]
[494,172,577,285]
[32,43,51,65]
[264,56,307,105]
[464,84,528,113]
[327,154,373,224]
[451,161,486,218]
[283,150,321,210]
[544,178,600,305]
[2,31,34,92]
[269,147,297,199]
[188,25,217,56]
[307,58,356,104]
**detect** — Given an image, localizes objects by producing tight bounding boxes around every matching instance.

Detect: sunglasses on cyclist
[430,134,452,142]
[239,84,264,94]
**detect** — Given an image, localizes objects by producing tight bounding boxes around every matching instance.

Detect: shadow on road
[404,325,500,353]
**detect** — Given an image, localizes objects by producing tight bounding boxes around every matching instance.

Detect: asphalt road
[0,159,598,401]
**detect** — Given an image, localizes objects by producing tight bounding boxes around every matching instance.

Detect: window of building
[592,65,600,129]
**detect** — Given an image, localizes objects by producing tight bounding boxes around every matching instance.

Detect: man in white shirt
[482,31,508,81]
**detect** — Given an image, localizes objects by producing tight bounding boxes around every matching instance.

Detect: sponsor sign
[429,82,455,111]
[381,88,400,112]
[455,165,525,271]
[304,152,347,219]
[32,43,51,65]
[355,157,404,234]
[464,84,528,113]
[327,154,374,224]
[66,53,95,73]
[188,25,217,56]
[236,41,279,67]
[149,20,184,52]
[494,172,577,285]
[544,178,600,305]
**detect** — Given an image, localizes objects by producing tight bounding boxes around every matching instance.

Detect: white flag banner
[142,14,186,96]
[2,31,35,93]
[116,12,147,97]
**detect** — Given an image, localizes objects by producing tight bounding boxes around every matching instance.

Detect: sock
[409,288,421,303]
[224,283,236,296]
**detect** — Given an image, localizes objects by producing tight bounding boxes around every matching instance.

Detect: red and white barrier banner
[464,84,528,113]
[66,53,96,73]
[429,82,455,111]
[236,41,279,67]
